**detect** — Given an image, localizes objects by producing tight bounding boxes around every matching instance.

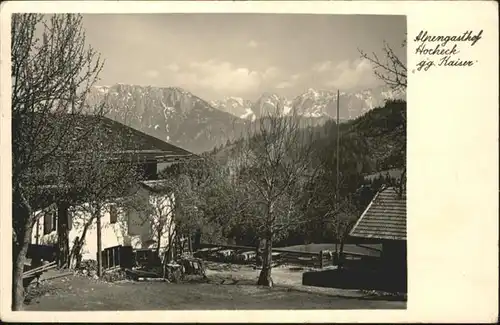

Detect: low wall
[302,268,407,293]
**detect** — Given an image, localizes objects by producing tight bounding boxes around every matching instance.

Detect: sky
[82,14,406,101]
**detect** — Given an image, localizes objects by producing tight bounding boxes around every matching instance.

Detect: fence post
[319,250,324,268]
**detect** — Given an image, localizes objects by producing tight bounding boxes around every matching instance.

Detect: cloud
[188,60,261,92]
[164,63,180,72]
[325,59,380,90]
[247,40,259,48]
[145,69,160,78]
[262,67,279,80]
[169,60,279,93]
[312,61,333,73]
[276,81,293,89]
[275,73,301,89]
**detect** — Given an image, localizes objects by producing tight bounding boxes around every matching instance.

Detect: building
[29,115,196,263]
[32,179,176,260]
[349,185,407,290]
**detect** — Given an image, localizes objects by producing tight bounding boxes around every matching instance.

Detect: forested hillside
[174,99,407,248]
[212,99,406,177]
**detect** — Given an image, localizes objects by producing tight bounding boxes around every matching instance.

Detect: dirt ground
[24,262,406,310]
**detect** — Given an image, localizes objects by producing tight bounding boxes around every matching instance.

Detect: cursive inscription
[413,30,483,72]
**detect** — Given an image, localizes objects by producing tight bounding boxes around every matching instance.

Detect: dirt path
[204,262,404,300]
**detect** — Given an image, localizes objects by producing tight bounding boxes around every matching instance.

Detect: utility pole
[335,89,343,266]
[334,90,341,257]
[336,89,340,201]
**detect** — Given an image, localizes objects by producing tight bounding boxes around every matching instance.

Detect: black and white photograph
[5,13,407,311]
[1,1,497,322]
[7,12,407,311]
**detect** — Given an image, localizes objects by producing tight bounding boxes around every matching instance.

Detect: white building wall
[148,192,175,256]
[31,185,176,261]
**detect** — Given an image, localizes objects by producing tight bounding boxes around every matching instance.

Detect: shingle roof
[34,113,195,163]
[349,186,406,241]
[75,115,194,162]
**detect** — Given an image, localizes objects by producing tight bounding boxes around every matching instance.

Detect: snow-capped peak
[94,85,110,94]
[228,96,244,107]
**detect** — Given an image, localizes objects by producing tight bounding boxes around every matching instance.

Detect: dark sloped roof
[349,186,406,241]
[76,115,193,157]
[32,113,195,163]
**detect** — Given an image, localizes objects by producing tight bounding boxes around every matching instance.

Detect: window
[43,211,56,235]
[110,205,118,224]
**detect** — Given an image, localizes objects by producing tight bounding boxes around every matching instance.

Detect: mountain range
[210,86,400,121]
[87,83,403,154]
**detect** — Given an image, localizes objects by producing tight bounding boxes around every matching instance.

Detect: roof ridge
[99,116,194,156]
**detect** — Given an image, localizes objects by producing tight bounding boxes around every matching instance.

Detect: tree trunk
[68,216,92,269]
[257,237,273,287]
[12,187,35,311]
[12,212,33,310]
[57,202,70,268]
[165,246,173,264]
[156,230,162,260]
[96,208,102,277]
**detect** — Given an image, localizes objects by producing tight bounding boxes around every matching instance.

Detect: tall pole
[336,89,340,201]
[334,89,341,257]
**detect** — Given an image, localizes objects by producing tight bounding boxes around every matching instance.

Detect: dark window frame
[109,205,118,224]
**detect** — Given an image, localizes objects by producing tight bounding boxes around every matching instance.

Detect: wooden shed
[349,186,407,290]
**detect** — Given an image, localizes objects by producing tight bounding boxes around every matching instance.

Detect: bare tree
[320,194,359,267]
[127,179,178,263]
[11,14,104,310]
[359,39,407,92]
[359,40,407,193]
[122,160,211,267]
[65,123,142,274]
[232,106,317,287]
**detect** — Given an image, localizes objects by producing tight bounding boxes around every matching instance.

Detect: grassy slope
[25,272,405,310]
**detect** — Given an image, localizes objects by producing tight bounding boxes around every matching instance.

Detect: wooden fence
[98,245,134,271]
[197,243,334,268]
[196,243,381,269]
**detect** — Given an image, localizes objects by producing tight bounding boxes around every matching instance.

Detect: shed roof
[349,186,406,241]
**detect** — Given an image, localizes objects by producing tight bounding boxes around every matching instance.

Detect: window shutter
[43,210,56,234]
[43,212,51,235]
[51,212,57,232]
[110,205,118,224]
